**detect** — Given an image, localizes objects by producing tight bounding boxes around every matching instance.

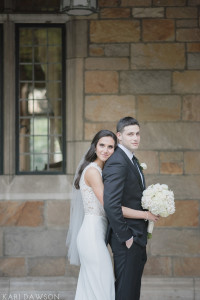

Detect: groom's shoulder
[106,147,127,164]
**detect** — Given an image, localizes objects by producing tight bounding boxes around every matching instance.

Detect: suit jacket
[103,146,148,247]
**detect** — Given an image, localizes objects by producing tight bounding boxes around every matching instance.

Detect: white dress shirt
[118,143,133,162]
[118,143,144,187]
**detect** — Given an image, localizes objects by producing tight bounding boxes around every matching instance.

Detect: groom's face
[117,125,140,153]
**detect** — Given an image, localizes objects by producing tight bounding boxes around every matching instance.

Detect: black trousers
[110,235,147,300]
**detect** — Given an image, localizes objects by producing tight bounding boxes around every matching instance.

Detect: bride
[66,129,159,300]
[67,130,117,300]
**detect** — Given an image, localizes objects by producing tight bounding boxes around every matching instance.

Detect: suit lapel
[116,147,144,191]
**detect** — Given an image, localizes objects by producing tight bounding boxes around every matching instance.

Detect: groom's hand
[125,236,133,249]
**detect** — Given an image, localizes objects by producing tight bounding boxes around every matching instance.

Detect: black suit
[103,146,147,300]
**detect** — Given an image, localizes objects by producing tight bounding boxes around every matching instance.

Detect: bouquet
[141,183,175,238]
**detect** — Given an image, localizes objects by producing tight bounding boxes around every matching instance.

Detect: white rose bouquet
[141,183,175,238]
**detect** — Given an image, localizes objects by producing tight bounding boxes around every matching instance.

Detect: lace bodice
[80,162,106,217]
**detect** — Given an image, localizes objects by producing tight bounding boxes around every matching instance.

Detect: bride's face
[95,136,115,162]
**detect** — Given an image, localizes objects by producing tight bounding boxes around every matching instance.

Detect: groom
[103,116,147,300]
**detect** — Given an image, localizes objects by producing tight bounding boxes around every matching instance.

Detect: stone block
[4,228,67,257]
[0,175,71,201]
[157,200,199,227]
[160,151,183,175]
[0,258,26,277]
[0,229,3,256]
[166,7,197,18]
[141,277,194,300]
[0,201,44,227]
[160,162,183,174]
[121,0,151,6]
[85,95,136,122]
[150,229,200,256]
[131,43,185,70]
[89,44,104,56]
[132,8,164,18]
[120,71,171,94]
[195,278,200,300]
[99,0,119,6]
[85,58,129,70]
[176,19,198,28]
[144,257,172,276]
[143,19,175,42]
[100,8,131,19]
[85,71,118,94]
[90,20,140,43]
[174,257,200,276]
[187,53,200,69]
[74,14,98,20]
[160,151,183,161]
[85,122,116,140]
[67,141,90,174]
[140,122,200,150]
[8,276,77,294]
[105,44,129,57]
[153,0,186,5]
[184,151,200,174]
[0,278,9,294]
[173,71,200,93]
[46,200,69,227]
[183,95,200,121]
[135,151,159,174]
[137,95,181,121]
[177,28,200,42]
[28,257,66,276]
[65,260,80,278]
[145,174,200,200]
[187,43,200,52]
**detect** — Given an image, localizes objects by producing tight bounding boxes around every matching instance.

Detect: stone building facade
[0,0,200,299]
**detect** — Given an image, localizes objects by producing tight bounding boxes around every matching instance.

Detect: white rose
[140,163,147,170]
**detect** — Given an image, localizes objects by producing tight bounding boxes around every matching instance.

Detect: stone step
[0,276,199,300]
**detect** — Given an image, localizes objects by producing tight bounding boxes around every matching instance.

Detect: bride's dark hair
[74,130,117,189]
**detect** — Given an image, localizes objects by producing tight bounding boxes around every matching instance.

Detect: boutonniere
[140,162,147,171]
[134,157,147,171]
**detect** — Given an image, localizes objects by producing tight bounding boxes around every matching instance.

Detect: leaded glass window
[16,25,65,174]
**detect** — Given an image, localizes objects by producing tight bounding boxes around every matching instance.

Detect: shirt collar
[118,143,134,161]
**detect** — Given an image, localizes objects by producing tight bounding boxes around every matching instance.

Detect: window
[0,25,3,174]
[16,24,65,174]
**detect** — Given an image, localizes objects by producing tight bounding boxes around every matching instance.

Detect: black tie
[132,155,145,188]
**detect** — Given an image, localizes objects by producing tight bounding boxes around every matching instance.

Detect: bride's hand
[145,211,160,222]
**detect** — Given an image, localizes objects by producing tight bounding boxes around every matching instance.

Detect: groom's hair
[117,116,140,133]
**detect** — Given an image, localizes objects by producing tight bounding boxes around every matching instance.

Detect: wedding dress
[75,162,115,300]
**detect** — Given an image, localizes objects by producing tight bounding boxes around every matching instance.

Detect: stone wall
[0,0,200,283]
[83,0,200,279]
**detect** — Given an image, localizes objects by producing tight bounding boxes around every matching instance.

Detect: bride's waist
[83,214,107,225]
[84,213,107,219]
[84,209,106,217]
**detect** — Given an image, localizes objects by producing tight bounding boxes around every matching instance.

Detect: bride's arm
[122,206,160,222]
[85,168,159,222]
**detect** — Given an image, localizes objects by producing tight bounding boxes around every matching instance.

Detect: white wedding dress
[75,162,115,300]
